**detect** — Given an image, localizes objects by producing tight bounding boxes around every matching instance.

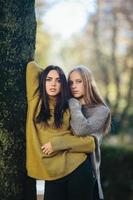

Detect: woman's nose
[71,83,76,88]
[51,80,56,86]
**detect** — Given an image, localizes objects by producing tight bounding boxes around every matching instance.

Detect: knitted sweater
[26,61,95,180]
[69,98,110,199]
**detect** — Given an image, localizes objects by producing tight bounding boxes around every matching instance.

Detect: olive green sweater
[26,61,95,180]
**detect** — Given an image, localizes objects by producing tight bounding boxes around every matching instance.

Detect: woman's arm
[69,98,110,136]
[41,133,95,157]
[26,61,43,101]
[48,133,95,153]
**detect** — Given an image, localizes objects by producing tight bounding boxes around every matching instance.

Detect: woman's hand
[69,98,85,109]
[68,98,81,109]
[41,142,54,155]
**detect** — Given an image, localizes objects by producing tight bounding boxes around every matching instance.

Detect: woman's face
[45,70,61,97]
[69,71,85,99]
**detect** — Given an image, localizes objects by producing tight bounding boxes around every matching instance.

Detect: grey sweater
[69,98,110,199]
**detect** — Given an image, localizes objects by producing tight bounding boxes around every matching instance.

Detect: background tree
[0,0,36,199]
[90,0,133,134]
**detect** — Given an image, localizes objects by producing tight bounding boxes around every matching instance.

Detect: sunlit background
[35,0,97,71]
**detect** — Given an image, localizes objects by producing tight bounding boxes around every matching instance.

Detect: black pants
[44,158,96,200]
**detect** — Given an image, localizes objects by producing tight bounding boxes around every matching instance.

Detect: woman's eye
[57,79,61,83]
[76,80,82,83]
[46,78,51,81]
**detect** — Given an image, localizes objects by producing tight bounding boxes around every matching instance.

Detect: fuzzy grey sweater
[69,98,110,199]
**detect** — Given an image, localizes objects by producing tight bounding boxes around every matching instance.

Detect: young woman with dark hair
[35,65,69,127]
[26,61,95,200]
[68,65,111,200]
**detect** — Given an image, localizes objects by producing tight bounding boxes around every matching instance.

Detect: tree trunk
[0,0,36,199]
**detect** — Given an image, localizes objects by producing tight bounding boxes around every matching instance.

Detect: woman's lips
[72,91,78,94]
[50,89,56,92]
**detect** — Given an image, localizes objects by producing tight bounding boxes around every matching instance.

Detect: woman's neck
[48,96,56,109]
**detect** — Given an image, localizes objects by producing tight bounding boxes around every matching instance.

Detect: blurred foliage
[0,128,37,200]
[101,145,133,200]
[0,129,24,199]
[35,22,52,66]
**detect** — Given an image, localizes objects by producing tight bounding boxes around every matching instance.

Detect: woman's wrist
[68,98,81,110]
[78,97,85,105]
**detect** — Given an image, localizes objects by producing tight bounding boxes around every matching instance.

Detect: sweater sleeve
[50,134,95,153]
[69,98,110,136]
[26,61,43,101]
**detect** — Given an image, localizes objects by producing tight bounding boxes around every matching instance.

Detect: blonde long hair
[68,65,111,135]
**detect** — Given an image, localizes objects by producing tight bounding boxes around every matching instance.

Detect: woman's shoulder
[95,104,110,113]
[82,104,110,116]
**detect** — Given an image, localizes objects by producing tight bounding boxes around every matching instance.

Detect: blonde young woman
[68,66,111,200]
[26,62,96,200]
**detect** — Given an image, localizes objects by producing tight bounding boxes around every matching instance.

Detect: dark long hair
[35,65,69,128]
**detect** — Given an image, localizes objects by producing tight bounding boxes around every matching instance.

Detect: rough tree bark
[0,0,36,199]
